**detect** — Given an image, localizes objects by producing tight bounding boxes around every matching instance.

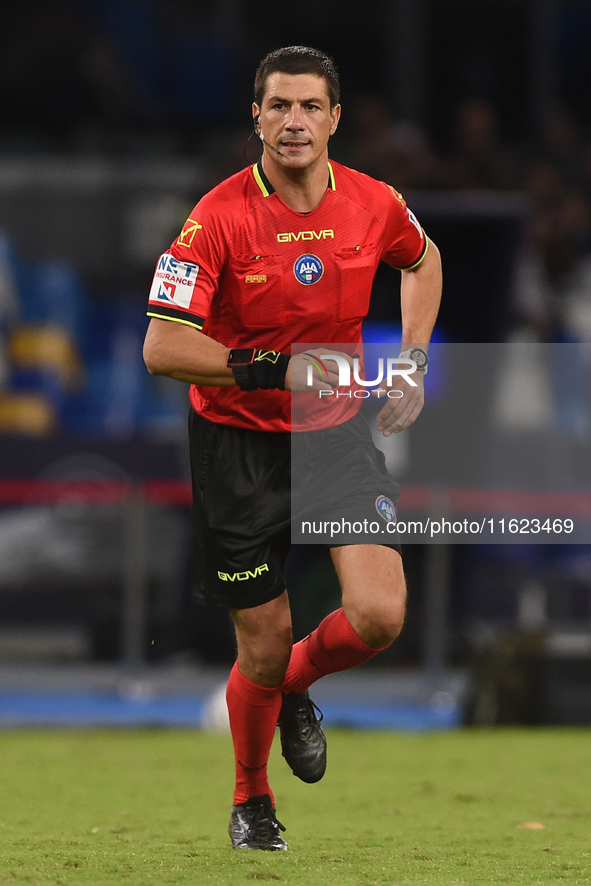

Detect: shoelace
[247,804,286,841]
[293,698,324,739]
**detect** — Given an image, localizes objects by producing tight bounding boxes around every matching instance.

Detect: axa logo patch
[375,495,396,523]
[294,254,324,285]
[277,229,334,243]
[148,254,199,309]
[218,563,269,582]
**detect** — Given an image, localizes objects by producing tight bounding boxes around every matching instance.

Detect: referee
[144,46,442,850]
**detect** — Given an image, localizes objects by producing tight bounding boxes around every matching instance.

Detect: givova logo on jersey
[148,254,199,309]
[294,253,324,285]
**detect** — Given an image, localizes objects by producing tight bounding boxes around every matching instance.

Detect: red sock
[282,608,388,694]
[226,661,282,806]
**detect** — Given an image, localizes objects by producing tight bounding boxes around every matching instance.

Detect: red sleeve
[378,182,428,270]
[147,191,229,330]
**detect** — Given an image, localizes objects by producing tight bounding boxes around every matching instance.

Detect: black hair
[254,46,340,109]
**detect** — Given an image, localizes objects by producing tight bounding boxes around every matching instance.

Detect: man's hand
[374,370,425,435]
[285,349,355,392]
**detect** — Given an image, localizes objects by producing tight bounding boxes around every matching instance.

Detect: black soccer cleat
[278,690,327,784]
[228,794,288,850]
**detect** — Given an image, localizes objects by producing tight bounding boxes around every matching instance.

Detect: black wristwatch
[399,347,429,373]
[227,348,257,391]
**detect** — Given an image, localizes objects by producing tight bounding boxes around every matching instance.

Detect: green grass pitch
[1,728,590,884]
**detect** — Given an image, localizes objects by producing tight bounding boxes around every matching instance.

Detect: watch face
[410,348,428,369]
[228,348,256,365]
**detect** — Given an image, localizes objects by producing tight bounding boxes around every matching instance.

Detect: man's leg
[227,591,292,806]
[282,545,406,693]
[278,545,405,784]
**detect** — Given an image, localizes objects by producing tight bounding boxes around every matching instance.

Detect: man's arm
[143,318,234,386]
[376,239,443,436]
[143,318,350,391]
[400,238,443,348]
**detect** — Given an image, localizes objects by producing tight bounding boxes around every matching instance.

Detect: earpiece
[253,114,283,157]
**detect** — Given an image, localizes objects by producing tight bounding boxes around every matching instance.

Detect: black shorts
[291,412,402,547]
[189,409,401,609]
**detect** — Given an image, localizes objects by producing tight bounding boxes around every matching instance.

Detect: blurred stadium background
[1,0,591,729]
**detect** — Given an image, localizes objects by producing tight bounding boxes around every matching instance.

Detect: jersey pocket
[334,244,379,321]
[229,254,284,329]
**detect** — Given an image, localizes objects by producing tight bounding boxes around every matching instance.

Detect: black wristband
[247,350,290,390]
[228,348,290,391]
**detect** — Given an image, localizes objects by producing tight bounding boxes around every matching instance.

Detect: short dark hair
[254,46,340,109]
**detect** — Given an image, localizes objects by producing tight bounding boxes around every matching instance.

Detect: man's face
[253,72,340,169]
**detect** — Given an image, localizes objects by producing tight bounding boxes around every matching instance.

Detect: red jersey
[147,159,427,432]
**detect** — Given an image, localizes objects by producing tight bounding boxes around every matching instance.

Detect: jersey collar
[253,159,336,197]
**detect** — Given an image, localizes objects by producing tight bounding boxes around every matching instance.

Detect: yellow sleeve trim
[390,233,429,271]
[147,312,204,331]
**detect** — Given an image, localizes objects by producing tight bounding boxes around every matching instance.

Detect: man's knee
[347,592,407,649]
[242,629,292,685]
[332,544,407,648]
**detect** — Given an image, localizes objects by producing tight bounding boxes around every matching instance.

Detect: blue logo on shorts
[294,254,324,285]
[375,495,396,523]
